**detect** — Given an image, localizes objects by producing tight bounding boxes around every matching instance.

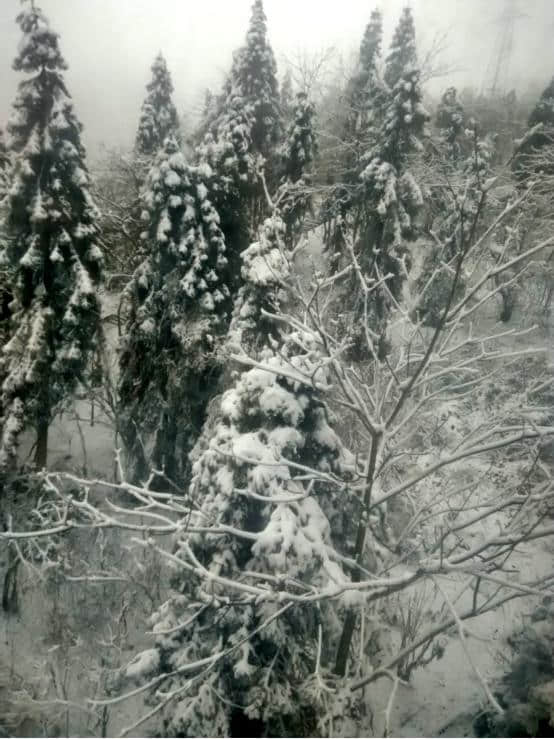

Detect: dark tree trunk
[34,418,49,470]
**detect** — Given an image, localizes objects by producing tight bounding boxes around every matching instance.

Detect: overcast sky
[1,0,553,157]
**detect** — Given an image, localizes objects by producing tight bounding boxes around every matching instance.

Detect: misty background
[1,0,553,157]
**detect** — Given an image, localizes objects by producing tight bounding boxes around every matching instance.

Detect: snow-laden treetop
[135,52,180,157]
[384,6,417,89]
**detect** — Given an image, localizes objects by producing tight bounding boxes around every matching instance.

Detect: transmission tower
[481,0,527,98]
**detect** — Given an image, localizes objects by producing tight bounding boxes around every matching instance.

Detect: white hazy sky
[1,0,553,156]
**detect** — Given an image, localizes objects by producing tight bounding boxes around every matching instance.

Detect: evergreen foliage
[135,52,180,158]
[346,9,383,140]
[146,329,352,737]
[321,9,383,270]
[198,0,281,293]
[384,6,417,89]
[528,76,554,130]
[228,213,289,355]
[474,602,554,738]
[280,68,294,127]
[350,19,429,348]
[228,0,280,160]
[514,76,554,179]
[118,135,231,485]
[435,86,465,161]
[0,1,103,472]
[279,92,317,245]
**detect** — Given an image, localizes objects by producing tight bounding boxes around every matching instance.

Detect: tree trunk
[334,433,381,676]
[34,418,49,470]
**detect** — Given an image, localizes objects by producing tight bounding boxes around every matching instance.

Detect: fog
[1,0,553,157]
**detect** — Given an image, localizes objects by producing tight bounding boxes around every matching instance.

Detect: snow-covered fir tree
[228,0,280,162]
[528,75,554,131]
[118,135,231,485]
[198,0,281,293]
[345,8,383,140]
[0,1,103,472]
[228,213,289,355]
[350,12,429,350]
[143,328,354,737]
[135,52,180,158]
[320,8,383,269]
[383,5,417,90]
[197,101,253,296]
[193,87,220,148]
[280,68,294,127]
[435,86,465,161]
[278,92,317,245]
[281,92,317,185]
[514,76,554,179]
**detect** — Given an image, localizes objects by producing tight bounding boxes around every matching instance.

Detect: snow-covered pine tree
[143,328,354,737]
[135,52,180,158]
[527,75,554,134]
[280,68,294,128]
[383,5,417,90]
[281,93,317,186]
[229,0,281,164]
[0,1,103,472]
[118,135,231,486]
[348,8,429,355]
[278,92,317,245]
[228,213,289,356]
[513,76,554,180]
[320,9,383,273]
[192,88,220,149]
[435,86,465,162]
[198,0,281,294]
[345,8,383,141]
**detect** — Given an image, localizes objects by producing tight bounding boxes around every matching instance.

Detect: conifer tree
[528,76,554,131]
[279,92,317,245]
[118,135,231,485]
[135,52,180,158]
[346,9,383,139]
[198,0,281,293]
[0,1,103,472]
[321,8,383,269]
[280,68,294,127]
[435,86,465,161]
[514,76,554,179]
[144,326,352,737]
[383,5,417,89]
[349,9,429,354]
[228,212,289,354]
[229,0,280,161]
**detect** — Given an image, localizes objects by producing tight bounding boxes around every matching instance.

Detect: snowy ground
[1,257,553,736]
